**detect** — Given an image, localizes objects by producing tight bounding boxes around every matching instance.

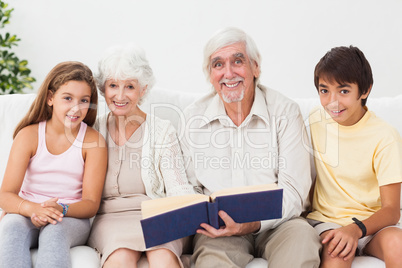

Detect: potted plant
[0,0,35,94]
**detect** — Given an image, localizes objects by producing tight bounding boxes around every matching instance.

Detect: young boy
[307,45,402,268]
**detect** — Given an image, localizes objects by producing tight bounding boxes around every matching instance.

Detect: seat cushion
[30,246,100,268]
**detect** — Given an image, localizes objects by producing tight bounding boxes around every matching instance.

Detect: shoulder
[13,124,39,155]
[258,85,302,117]
[14,124,38,144]
[16,123,38,137]
[367,111,401,142]
[183,91,216,117]
[147,114,177,135]
[83,125,107,149]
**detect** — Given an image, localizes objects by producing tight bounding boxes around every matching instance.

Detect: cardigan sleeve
[142,115,196,199]
[158,123,196,196]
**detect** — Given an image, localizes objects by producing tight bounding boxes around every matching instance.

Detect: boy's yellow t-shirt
[307,106,402,226]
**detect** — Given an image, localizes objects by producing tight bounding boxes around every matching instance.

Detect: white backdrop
[5,0,402,99]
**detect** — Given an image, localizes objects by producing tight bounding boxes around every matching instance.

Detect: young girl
[0,61,107,268]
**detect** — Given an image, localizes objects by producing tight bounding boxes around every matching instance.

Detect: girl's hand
[321,224,361,261]
[30,213,49,228]
[30,198,63,225]
[41,197,62,210]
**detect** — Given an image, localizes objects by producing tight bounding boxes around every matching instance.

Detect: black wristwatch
[352,217,367,238]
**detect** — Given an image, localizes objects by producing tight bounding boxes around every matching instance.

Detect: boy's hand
[321,223,361,261]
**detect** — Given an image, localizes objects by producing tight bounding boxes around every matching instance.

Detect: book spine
[207,201,219,229]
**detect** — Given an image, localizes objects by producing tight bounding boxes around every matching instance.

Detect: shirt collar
[199,86,270,128]
[247,86,270,126]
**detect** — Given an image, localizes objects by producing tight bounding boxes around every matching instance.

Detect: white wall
[5,0,402,99]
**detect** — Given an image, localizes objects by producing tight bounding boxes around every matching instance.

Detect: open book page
[210,183,279,201]
[141,194,210,219]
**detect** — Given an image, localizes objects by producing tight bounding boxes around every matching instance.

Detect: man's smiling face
[209,42,260,104]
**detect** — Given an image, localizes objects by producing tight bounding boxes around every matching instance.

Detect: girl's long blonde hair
[13,61,98,139]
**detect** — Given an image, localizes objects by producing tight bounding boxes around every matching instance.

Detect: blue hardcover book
[140,183,283,248]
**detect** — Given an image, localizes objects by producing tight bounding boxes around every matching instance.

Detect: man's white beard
[221,87,245,103]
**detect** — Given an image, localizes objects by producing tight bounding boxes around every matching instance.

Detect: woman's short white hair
[203,27,261,85]
[96,44,155,105]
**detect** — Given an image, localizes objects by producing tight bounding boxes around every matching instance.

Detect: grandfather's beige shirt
[179,85,313,233]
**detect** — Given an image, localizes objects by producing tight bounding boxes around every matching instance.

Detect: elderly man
[179,27,321,268]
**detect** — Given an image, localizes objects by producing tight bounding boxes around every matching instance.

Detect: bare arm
[0,126,63,224]
[322,183,401,261]
[58,128,107,218]
[362,183,401,234]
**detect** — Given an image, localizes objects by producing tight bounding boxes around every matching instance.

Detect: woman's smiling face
[104,79,146,118]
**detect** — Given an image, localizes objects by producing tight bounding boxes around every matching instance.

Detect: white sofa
[1,87,401,267]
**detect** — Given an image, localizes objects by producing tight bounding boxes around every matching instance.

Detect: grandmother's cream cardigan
[96,112,196,199]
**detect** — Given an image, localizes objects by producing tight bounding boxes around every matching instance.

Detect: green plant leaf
[0,1,35,94]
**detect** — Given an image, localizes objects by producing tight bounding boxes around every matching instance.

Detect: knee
[285,218,321,244]
[267,218,321,267]
[192,234,216,255]
[39,223,77,252]
[40,223,68,240]
[320,251,353,268]
[40,219,89,245]
[381,231,402,263]
[147,249,179,268]
[104,248,141,267]
[0,214,30,237]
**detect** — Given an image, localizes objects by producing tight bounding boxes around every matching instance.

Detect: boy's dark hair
[314,45,373,106]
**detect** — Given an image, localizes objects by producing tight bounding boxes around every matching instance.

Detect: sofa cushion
[31,246,100,268]
[0,94,36,184]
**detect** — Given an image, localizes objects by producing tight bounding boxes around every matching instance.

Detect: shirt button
[115,159,119,164]
[114,185,118,189]
[114,171,119,176]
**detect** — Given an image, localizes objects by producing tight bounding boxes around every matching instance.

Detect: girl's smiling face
[47,80,91,129]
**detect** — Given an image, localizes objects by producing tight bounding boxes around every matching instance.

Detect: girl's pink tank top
[19,120,87,204]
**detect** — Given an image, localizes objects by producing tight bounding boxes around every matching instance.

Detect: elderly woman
[87,45,195,268]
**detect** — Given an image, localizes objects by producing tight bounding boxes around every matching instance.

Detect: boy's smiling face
[318,78,371,126]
